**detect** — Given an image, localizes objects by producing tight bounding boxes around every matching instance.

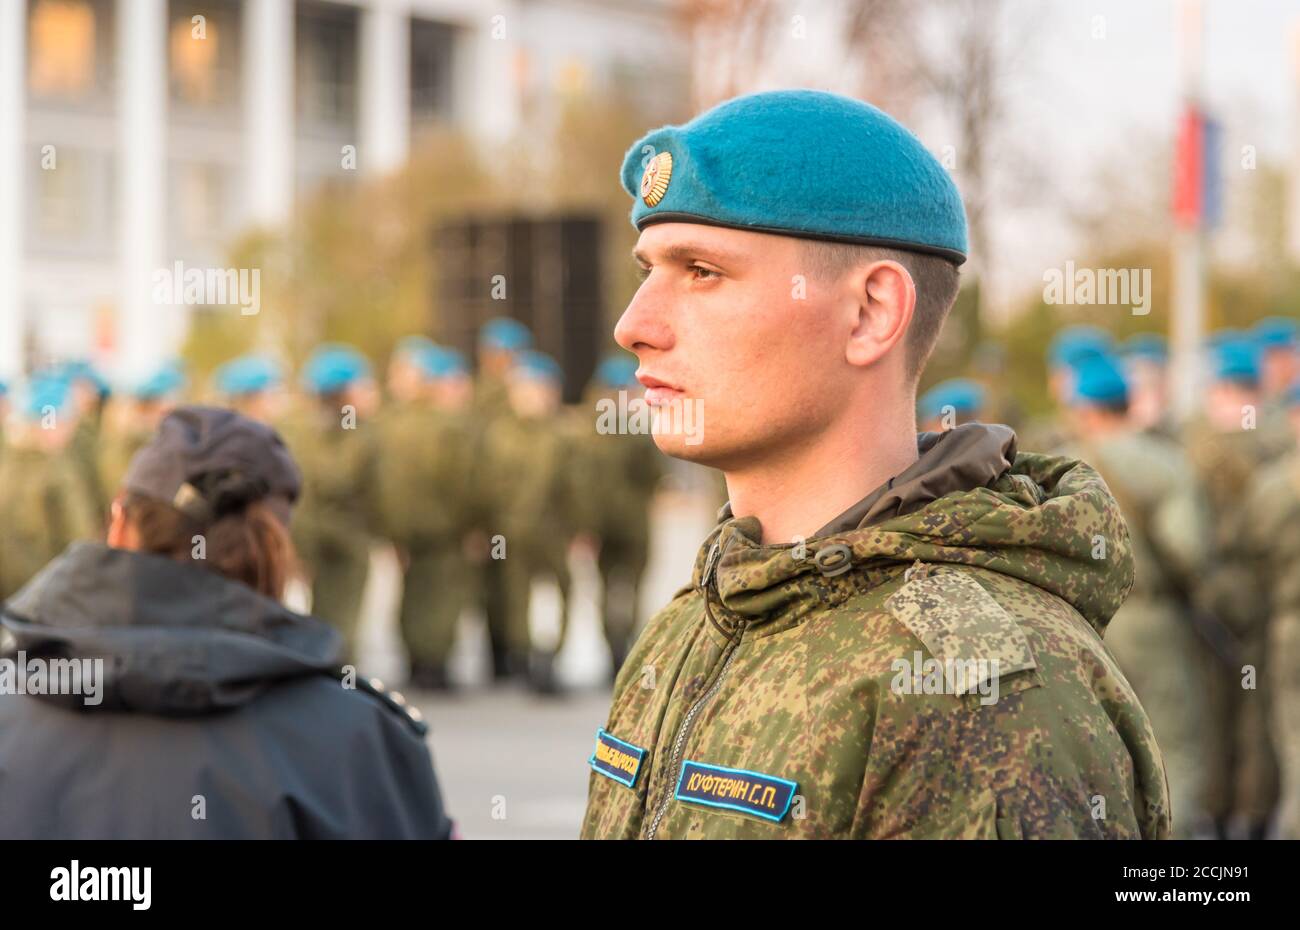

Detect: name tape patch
[588,728,646,788]
[674,760,798,823]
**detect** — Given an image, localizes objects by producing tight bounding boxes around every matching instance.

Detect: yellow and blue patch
[588,728,646,788]
[674,760,798,823]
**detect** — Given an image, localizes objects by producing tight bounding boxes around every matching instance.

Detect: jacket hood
[1,542,342,714]
[696,423,1134,637]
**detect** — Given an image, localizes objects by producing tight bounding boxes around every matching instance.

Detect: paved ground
[344,491,718,839]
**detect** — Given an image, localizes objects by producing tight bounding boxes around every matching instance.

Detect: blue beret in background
[302,344,372,395]
[918,378,985,420]
[1069,352,1129,406]
[479,317,533,351]
[215,354,282,397]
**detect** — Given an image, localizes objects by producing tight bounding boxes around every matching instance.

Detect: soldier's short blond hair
[802,241,961,384]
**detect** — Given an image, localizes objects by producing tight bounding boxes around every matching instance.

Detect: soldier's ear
[844,260,914,370]
[106,497,139,550]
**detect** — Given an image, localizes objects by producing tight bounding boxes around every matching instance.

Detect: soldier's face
[617,223,854,468]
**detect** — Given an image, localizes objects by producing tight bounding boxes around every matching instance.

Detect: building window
[28,0,97,99]
[296,3,358,128]
[177,162,225,243]
[168,1,240,108]
[410,19,455,127]
[33,147,90,238]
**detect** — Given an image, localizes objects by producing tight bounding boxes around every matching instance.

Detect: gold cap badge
[640,151,673,207]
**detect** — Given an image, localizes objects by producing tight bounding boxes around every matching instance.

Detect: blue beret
[513,350,562,384]
[1070,353,1129,406]
[302,344,371,394]
[1253,316,1298,350]
[621,90,967,263]
[595,353,639,389]
[1203,328,1241,352]
[133,361,187,401]
[1213,338,1260,385]
[215,354,282,396]
[918,378,985,420]
[23,372,72,420]
[1048,325,1113,368]
[60,359,112,399]
[414,345,468,380]
[1119,332,1167,363]
[479,317,533,351]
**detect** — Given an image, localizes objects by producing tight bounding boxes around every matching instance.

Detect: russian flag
[1173,103,1222,230]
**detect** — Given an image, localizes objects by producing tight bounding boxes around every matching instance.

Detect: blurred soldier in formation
[1018,325,1113,452]
[376,340,477,691]
[1240,380,1300,839]
[473,317,534,679]
[277,344,380,660]
[1118,333,1177,440]
[0,374,99,599]
[213,353,285,425]
[475,317,532,419]
[574,354,665,677]
[917,378,986,433]
[1254,317,1300,406]
[98,362,186,496]
[1184,335,1284,839]
[486,349,577,694]
[1059,352,1211,837]
[61,361,113,528]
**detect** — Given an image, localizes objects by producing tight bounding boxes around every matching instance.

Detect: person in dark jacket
[0,405,453,839]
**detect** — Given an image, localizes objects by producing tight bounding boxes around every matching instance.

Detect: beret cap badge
[640,151,673,206]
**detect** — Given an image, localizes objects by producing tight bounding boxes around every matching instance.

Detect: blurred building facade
[0,0,686,382]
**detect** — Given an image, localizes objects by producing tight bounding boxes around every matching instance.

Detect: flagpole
[1171,0,1206,422]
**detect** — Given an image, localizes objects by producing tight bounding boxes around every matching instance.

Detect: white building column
[117,0,168,379]
[0,0,27,379]
[244,0,295,226]
[359,0,410,176]
[456,0,520,145]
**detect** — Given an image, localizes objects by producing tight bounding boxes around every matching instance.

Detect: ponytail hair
[122,469,298,601]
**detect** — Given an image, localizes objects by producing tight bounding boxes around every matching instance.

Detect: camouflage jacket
[581,423,1169,839]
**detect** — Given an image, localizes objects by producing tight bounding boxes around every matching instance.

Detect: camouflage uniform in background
[571,410,664,673]
[1241,453,1300,838]
[68,409,108,528]
[471,373,515,677]
[1065,431,1210,837]
[582,424,1170,839]
[97,419,154,501]
[0,444,100,600]
[375,401,476,684]
[278,406,379,660]
[1183,416,1287,836]
[484,408,579,679]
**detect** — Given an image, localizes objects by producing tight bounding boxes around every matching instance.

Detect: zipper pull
[701,540,722,590]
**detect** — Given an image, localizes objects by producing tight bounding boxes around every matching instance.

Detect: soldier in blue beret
[214,354,283,424]
[1254,317,1299,399]
[387,335,438,407]
[278,344,379,660]
[98,361,189,501]
[0,373,99,598]
[1187,332,1290,838]
[1116,333,1173,439]
[484,349,580,693]
[584,89,1170,840]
